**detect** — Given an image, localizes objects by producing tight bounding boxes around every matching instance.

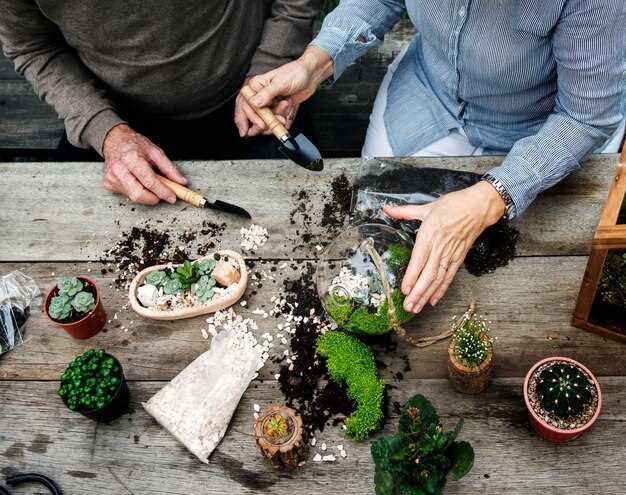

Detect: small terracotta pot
[45,277,106,339]
[524,357,602,443]
[447,338,493,394]
[254,405,306,469]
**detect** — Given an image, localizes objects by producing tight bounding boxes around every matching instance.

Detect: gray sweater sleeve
[247,0,319,75]
[0,0,124,154]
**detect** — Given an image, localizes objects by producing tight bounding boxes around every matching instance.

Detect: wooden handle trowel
[240,85,323,171]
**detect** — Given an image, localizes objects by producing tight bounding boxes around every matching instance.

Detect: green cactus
[71,291,96,314]
[192,275,216,302]
[58,276,83,297]
[146,270,167,287]
[49,293,73,320]
[536,362,593,419]
[451,311,493,368]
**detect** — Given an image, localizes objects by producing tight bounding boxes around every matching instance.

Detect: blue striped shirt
[313,0,626,216]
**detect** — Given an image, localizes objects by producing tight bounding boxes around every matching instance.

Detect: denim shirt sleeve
[486,0,626,217]
[310,0,406,79]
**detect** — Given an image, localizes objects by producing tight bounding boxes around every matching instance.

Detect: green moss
[316,332,385,441]
[386,243,412,273]
[325,294,355,326]
[599,251,626,310]
[342,289,411,336]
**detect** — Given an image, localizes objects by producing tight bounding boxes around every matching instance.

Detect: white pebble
[322,455,336,462]
[321,442,327,451]
[253,404,260,412]
[313,454,322,462]
[311,437,317,446]
[340,450,347,458]
[200,327,209,340]
[274,373,280,380]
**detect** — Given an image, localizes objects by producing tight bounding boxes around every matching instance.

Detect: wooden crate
[573,148,626,342]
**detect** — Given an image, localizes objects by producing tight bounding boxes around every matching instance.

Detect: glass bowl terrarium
[316,224,415,335]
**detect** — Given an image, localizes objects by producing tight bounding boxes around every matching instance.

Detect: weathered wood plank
[0,255,622,381]
[1,378,625,495]
[0,155,619,262]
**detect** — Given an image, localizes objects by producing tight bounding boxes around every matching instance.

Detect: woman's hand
[383,181,506,313]
[234,46,334,136]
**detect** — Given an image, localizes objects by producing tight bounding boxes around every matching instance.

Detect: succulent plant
[146,270,167,287]
[71,291,96,314]
[58,276,83,297]
[195,258,216,275]
[451,310,492,368]
[58,349,122,411]
[372,394,474,495]
[171,260,200,289]
[264,414,289,441]
[316,331,385,440]
[49,293,73,320]
[162,278,183,295]
[536,362,593,419]
[192,275,216,302]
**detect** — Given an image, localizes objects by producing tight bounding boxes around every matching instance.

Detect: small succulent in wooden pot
[447,307,493,394]
[254,405,306,469]
[524,357,601,443]
[45,276,106,339]
[58,349,130,422]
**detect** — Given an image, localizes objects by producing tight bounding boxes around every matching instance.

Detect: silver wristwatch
[482,173,516,220]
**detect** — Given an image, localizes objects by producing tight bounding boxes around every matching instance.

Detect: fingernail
[414,303,423,313]
[404,302,414,312]
[168,197,176,204]
[431,298,439,307]
[402,285,411,296]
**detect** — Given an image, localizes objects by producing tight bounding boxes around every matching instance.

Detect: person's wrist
[103,123,130,158]
[475,180,507,226]
[299,46,334,86]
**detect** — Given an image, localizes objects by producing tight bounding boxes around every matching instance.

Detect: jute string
[364,240,454,348]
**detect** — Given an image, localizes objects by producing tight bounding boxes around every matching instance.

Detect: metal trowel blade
[278,134,324,171]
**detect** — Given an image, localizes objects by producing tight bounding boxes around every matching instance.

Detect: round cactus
[536,362,593,419]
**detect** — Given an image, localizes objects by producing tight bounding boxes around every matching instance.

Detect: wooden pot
[254,405,306,469]
[45,277,106,339]
[447,338,493,394]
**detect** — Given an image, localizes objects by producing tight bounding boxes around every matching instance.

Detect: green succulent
[58,276,83,297]
[316,331,385,440]
[58,349,123,412]
[372,394,474,495]
[71,291,96,314]
[598,251,626,310]
[171,260,201,289]
[162,278,184,295]
[195,258,216,275]
[49,293,73,320]
[192,275,216,302]
[146,270,167,287]
[536,362,593,419]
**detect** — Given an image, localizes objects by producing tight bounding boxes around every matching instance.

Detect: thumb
[249,80,284,107]
[383,203,431,221]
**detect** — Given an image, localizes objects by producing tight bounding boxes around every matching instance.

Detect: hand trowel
[240,85,323,171]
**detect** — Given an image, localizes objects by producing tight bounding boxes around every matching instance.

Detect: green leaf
[58,276,83,297]
[49,293,72,320]
[195,259,216,275]
[442,419,463,449]
[146,271,167,287]
[399,395,439,434]
[399,482,428,495]
[71,291,95,314]
[374,465,395,495]
[448,441,474,480]
[163,278,183,295]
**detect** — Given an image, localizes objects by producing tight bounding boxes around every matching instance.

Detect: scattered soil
[527,361,599,430]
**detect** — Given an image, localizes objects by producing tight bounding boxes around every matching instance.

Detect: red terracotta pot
[45,277,106,339]
[523,356,602,443]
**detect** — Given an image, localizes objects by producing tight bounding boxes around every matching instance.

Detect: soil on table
[356,164,520,276]
[527,361,599,430]
[48,282,98,324]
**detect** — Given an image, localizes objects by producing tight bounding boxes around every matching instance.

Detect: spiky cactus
[536,363,593,418]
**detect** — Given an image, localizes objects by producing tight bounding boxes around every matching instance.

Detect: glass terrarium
[316,224,415,335]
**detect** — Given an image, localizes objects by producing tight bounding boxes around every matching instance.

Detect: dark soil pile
[275,262,355,433]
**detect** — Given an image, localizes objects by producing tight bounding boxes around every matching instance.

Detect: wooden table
[1,156,625,495]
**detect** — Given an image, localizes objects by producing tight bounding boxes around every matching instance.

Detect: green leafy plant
[372,394,474,495]
[171,260,199,289]
[598,251,626,310]
[49,276,97,321]
[192,275,216,302]
[58,276,83,297]
[327,288,412,335]
[316,331,385,440]
[451,311,492,368]
[264,414,289,442]
[146,270,167,287]
[58,349,123,411]
[71,291,95,314]
[536,362,593,419]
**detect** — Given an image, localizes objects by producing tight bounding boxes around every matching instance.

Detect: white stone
[313,454,322,462]
[322,455,336,462]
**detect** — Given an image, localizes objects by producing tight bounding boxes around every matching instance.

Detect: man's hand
[234,46,334,136]
[102,124,187,205]
[383,181,506,313]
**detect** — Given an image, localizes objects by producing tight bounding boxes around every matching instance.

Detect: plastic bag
[0,271,40,355]
[352,158,519,276]
[143,321,264,463]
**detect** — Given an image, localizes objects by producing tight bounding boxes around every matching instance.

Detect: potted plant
[524,356,602,443]
[254,405,305,469]
[447,307,493,394]
[58,349,130,422]
[45,276,106,339]
[371,394,474,495]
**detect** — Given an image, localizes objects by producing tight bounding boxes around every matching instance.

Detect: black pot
[64,354,131,423]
